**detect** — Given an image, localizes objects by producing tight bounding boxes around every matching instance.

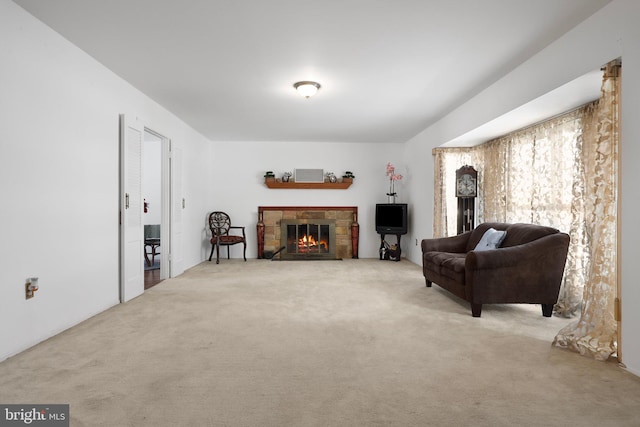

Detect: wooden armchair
[208,211,247,264]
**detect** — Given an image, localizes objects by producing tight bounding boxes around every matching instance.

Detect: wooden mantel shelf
[265,180,352,189]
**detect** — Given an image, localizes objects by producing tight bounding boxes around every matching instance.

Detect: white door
[160,135,170,280]
[120,114,144,302]
[170,145,184,276]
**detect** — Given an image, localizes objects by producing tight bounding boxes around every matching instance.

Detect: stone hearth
[257,206,359,259]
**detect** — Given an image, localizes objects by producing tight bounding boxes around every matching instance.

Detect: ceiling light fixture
[293,81,321,98]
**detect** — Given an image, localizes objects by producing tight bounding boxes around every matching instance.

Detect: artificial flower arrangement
[386,162,403,201]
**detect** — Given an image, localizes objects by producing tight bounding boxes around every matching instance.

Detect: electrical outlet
[415,238,418,246]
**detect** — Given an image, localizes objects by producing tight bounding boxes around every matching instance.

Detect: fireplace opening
[288,224,329,254]
[280,219,337,260]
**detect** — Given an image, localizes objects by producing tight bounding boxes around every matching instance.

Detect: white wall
[207,141,404,260]
[403,0,640,375]
[618,0,640,377]
[0,0,213,361]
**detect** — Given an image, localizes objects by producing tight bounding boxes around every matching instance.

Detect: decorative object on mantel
[264,171,275,183]
[385,163,403,203]
[342,171,355,183]
[282,171,292,182]
[295,168,325,183]
[326,172,338,183]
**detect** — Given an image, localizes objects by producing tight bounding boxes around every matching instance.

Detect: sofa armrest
[464,233,570,303]
[421,231,471,253]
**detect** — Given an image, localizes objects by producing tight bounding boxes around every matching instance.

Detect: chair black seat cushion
[212,235,245,244]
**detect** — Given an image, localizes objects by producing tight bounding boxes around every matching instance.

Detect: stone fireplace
[257,206,359,260]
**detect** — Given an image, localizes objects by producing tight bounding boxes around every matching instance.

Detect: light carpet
[1,259,639,426]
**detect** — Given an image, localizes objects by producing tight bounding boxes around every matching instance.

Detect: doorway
[120,115,177,302]
[143,130,164,289]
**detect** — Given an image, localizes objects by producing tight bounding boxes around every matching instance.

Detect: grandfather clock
[456,165,477,234]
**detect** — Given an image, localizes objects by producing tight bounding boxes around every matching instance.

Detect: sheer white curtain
[553,61,619,360]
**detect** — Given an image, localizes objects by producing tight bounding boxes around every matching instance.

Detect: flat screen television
[375,203,408,234]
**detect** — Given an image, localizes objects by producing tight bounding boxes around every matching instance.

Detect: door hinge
[615,297,621,321]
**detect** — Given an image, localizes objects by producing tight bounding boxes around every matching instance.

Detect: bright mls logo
[0,405,68,426]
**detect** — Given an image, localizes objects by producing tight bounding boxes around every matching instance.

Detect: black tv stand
[379,233,403,261]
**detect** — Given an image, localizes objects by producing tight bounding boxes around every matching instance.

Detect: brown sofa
[421,222,570,317]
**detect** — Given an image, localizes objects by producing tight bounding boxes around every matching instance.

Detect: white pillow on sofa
[474,228,507,251]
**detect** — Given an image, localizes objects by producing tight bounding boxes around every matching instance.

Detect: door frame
[120,115,174,303]
[144,127,171,280]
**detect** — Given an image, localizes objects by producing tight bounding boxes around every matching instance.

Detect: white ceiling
[442,69,604,147]
[14,0,610,144]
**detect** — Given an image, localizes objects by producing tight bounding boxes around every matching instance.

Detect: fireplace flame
[299,234,317,248]
[298,234,328,252]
